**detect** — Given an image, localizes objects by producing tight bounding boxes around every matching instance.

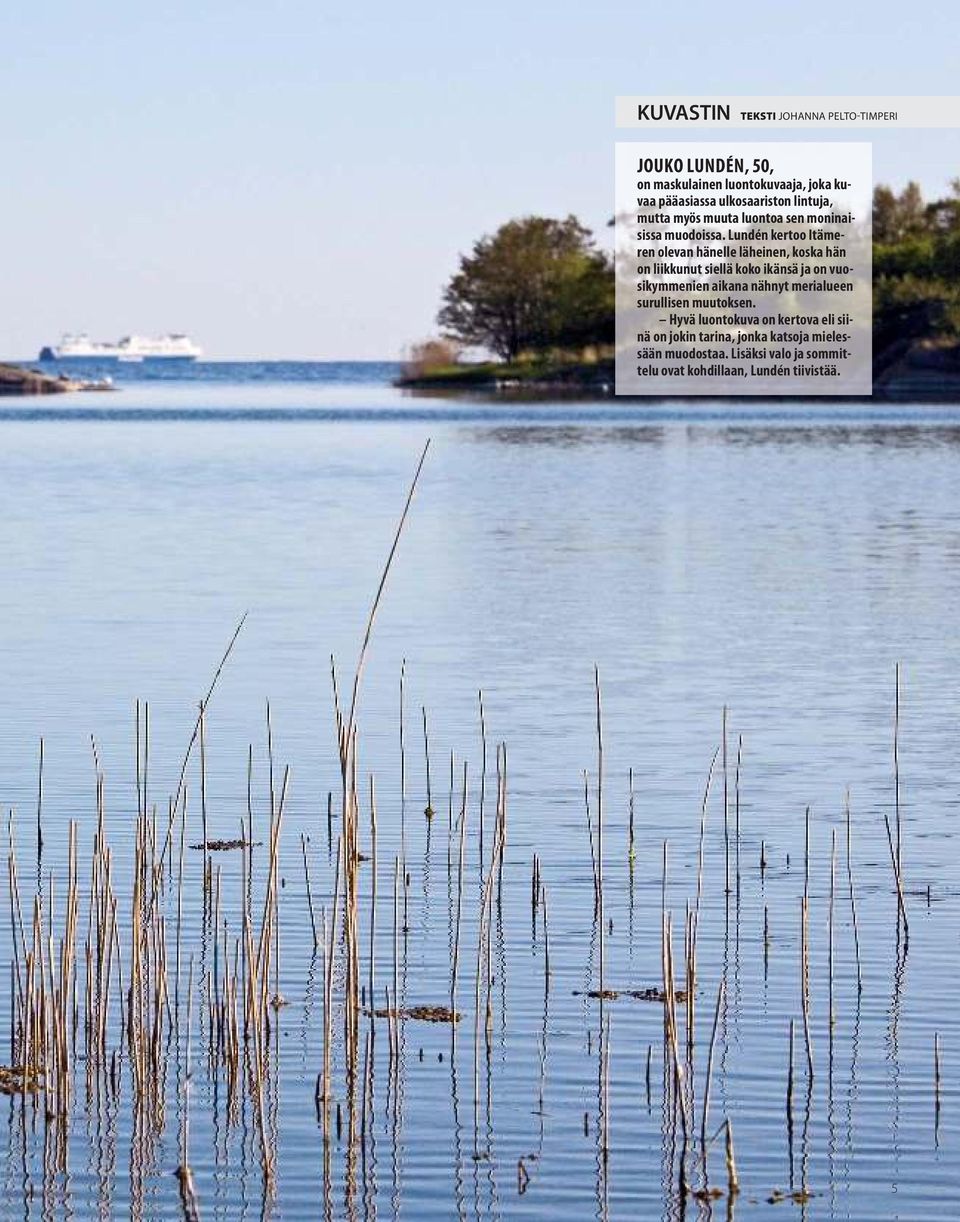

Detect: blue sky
[2,0,959,359]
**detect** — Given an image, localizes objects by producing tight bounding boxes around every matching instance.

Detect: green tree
[872,185,899,244]
[925,179,960,234]
[551,248,615,351]
[438,215,612,360]
[873,181,934,245]
[898,181,927,236]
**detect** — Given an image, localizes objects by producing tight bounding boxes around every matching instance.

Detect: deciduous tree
[438,215,612,360]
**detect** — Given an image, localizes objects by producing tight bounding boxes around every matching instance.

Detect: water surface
[1,362,958,1219]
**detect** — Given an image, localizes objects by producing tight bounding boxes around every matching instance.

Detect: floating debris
[175,1165,202,1222]
[627,986,689,1003]
[688,1186,725,1202]
[367,1004,461,1023]
[0,1066,42,1096]
[573,986,687,1003]
[189,838,260,851]
[767,1188,816,1205]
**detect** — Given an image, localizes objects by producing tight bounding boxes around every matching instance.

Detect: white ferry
[39,333,202,361]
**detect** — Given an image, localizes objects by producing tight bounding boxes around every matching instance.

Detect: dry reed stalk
[399,657,407,826]
[685,905,695,1065]
[478,691,487,873]
[247,744,254,865]
[800,898,814,1081]
[159,613,248,874]
[894,663,902,875]
[451,765,467,1014]
[700,977,725,1160]
[541,879,551,995]
[844,789,863,995]
[369,775,378,1015]
[687,745,721,1065]
[628,768,635,865]
[725,1118,740,1196]
[382,985,394,1062]
[359,1025,372,1159]
[175,790,188,1013]
[240,762,288,1095]
[57,822,78,1114]
[341,441,430,768]
[199,702,209,888]
[331,654,343,756]
[420,708,434,820]
[601,1014,611,1165]
[36,738,44,862]
[180,954,195,1166]
[321,833,343,1121]
[227,937,241,1107]
[213,866,224,1034]
[447,748,456,853]
[735,735,742,890]
[266,699,276,843]
[594,667,604,1006]
[392,855,399,1025]
[881,803,909,934]
[660,894,682,1106]
[828,828,836,1032]
[473,782,505,1151]
[238,821,251,1034]
[583,771,599,911]
[694,747,720,929]
[398,668,410,943]
[661,912,691,1190]
[268,769,289,1002]
[763,904,770,977]
[495,743,508,912]
[244,758,285,1191]
[301,833,318,951]
[722,706,729,896]
[7,820,25,1013]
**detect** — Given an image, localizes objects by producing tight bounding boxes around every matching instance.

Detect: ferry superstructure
[39,333,202,361]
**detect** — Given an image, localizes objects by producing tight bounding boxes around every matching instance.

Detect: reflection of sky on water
[0,365,958,1216]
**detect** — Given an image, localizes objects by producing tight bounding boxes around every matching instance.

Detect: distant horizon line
[7,355,404,364]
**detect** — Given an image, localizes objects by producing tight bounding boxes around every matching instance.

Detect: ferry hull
[39,351,198,362]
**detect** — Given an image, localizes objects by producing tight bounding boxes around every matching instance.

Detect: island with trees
[400,181,960,399]
[399,215,615,392]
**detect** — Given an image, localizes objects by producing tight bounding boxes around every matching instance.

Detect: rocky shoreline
[0,363,119,397]
[397,342,960,402]
[0,363,75,395]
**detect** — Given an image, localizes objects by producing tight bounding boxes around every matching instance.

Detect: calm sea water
[2,361,960,1219]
